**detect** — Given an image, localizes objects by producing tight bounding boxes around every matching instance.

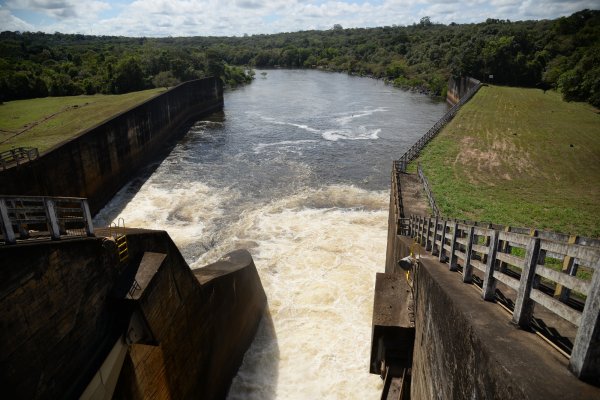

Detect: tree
[113,57,145,93]
[419,17,432,27]
[205,48,224,79]
[152,71,180,88]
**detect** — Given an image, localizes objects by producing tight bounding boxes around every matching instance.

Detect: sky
[0,0,597,37]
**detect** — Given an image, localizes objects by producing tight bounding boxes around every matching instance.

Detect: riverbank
[411,85,600,237]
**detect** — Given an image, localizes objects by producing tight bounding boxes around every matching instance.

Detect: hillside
[414,85,600,237]
[0,88,165,153]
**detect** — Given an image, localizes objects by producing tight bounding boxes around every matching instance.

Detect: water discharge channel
[94,69,448,399]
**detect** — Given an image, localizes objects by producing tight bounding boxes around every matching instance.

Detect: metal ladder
[109,218,129,263]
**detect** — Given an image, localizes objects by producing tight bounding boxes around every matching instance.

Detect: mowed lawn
[0,88,166,153]
[414,85,600,237]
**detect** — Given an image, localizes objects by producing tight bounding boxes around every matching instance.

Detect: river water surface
[94,69,447,399]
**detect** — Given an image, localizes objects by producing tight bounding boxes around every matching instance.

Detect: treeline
[0,34,254,101]
[1,9,598,106]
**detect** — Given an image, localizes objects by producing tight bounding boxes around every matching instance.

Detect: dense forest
[0,9,598,106]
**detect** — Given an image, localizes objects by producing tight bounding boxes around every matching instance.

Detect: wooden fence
[407,213,600,381]
[396,79,482,172]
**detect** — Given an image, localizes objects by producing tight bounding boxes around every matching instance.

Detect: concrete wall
[409,246,599,400]
[0,237,122,400]
[0,78,223,214]
[446,76,479,105]
[112,231,267,400]
[0,228,266,399]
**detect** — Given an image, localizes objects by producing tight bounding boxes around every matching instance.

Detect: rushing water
[94,69,448,399]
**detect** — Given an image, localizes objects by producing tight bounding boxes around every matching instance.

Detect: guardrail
[391,161,409,235]
[0,147,39,170]
[0,196,94,245]
[416,163,439,216]
[407,213,600,381]
[396,80,481,172]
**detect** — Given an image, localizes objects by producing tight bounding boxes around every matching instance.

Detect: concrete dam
[1,73,599,399]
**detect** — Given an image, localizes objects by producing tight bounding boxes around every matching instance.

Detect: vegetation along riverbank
[1,9,598,105]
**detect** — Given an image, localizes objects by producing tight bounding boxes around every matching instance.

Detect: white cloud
[0,7,34,31]
[6,0,110,20]
[0,0,598,36]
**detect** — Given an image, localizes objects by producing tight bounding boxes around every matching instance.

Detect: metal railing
[416,163,439,217]
[407,214,600,381]
[396,80,482,172]
[0,195,94,244]
[391,161,409,235]
[0,147,39,170]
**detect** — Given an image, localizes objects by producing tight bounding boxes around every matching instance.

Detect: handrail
[404,213,600,382]
[0,147,39,170]
[417,163,439,216]
[396,79,482,172]
[391,161,410,235]
[0,195,94,244]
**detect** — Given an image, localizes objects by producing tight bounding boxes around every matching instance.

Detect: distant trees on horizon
[0,9,598,107]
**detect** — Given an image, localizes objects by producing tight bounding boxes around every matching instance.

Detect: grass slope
[413,85,600,237]
[0,88,166,153]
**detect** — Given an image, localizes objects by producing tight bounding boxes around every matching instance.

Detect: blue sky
[0,0,597,37]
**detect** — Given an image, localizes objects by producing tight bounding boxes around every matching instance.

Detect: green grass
[0,88,166,153]
[412,85,600,237]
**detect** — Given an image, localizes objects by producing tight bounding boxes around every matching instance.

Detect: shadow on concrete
[226,307,280,400]
[467,266,577,357]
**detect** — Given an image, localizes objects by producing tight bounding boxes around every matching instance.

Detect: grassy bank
[412,85,600,237]
[0,88,166,153]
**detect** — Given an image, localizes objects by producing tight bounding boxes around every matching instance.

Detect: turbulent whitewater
[94,69,447,399]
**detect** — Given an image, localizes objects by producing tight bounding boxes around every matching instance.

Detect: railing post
[0,199,16,244]
[569,260,600,382]
[425,217,433,251]
[512,237,541,328]
[448,222,459,271]
[431,216,439,255]
[43,198,61,240]
[499,226,511,273]
[482,230,499,301]
[415,216,419,239]
[438,219,448,262]
[554,235,579,302]
[81,199,95,236]
[463,226,475,283]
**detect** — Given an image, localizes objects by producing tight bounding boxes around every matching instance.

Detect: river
[94,69,448,399]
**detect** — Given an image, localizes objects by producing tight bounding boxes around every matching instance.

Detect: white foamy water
[221,186,387,399]
[322,127,381,142]
[94,69,447,399]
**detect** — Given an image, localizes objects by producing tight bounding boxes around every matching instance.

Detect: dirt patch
[399,172,430,217]
[453,134,537,184]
